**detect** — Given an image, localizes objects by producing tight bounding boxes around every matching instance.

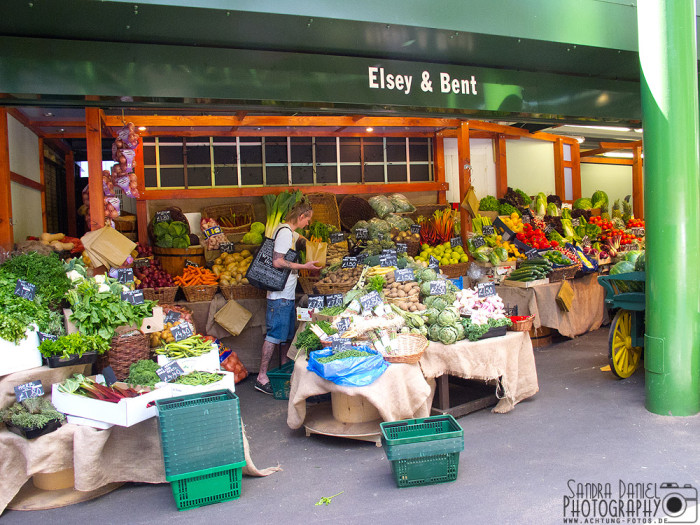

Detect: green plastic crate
[156,390,245,477]
[267,361,294,400]
[380,415,464,488]
[168,461,245,511]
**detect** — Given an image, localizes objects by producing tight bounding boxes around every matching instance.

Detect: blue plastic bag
[307,346,388,387]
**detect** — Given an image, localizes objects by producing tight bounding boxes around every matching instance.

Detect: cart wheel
[608,310,642,379]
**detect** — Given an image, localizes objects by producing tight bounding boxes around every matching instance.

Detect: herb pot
[4,418,62,439]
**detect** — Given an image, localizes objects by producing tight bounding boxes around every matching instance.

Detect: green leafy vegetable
[316,350,372,363]
[479,196,500,212]
[39,332,109,359]
[498,203,521,217]
[1,397,65,430]
[127,360,161,388]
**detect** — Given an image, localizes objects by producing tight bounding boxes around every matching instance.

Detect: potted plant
[39,332,109,368]
[1,397,66,439]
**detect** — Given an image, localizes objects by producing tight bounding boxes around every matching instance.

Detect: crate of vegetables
[162,370,235,396]
[175,266,219,302]
[135,260,179,302]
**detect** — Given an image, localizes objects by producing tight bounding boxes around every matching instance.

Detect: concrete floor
[3,327,699,525]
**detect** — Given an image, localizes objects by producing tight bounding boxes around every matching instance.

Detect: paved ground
[4,327,699,525]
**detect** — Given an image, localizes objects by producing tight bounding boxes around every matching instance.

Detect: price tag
[203,225,222,239]
[14,381,44,402]
[341,256,358,269]
[154,210,172,223]
[394,268,415,282]
[184,260,199,268]
[572,218,580,227]
[522,214,531,224]
[330,232,345,244]
[336,317,351,335]
[472,236,486,249]
[170,322,194,342]
[544,223,554,234]
[121,289,145,305]
[332,338,353,352]
[133,257,151,269]
[380,252,397,267]
[308,295,325,310]
[377,233,384,241]
[450,236,463,248]
[396,242,408,253]
[477,282,496,298]
[101,366,118,387]
[325,293,343,308]
[219,242,236,254]
[296,307,313,321]
[117,267,134,284]
[355,228,369,240]
[525,248,540,260]
[359,291,382,311]
[429,280,447,296]
[562,203,573,210]
[428,255,440,270]
[410,224,421,235]
[356,253,367,265]
[37,332,58,343]
[481,225,495,236]
[14,279,36,301]
[164,310,182,324]
[156,361,185,383]
[631,227,645,237]
[522,208,533,219]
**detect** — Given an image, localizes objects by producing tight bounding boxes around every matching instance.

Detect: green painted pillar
[637,1,700,415]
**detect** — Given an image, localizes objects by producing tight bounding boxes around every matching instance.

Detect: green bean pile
[173,371,224,385]
[316,349,373,363]
[319,305,345,316]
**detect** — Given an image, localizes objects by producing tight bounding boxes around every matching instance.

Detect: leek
[264,190,305,237]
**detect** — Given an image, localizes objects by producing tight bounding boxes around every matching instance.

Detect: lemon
[460,254,470,263]
[421,243,430,251]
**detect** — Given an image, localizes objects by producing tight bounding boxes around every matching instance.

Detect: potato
[409,304,418,312]
[398,290,406,297]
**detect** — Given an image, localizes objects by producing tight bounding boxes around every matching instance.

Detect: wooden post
[457,121,471,239]
[0,109,12,250]
[65,151,77,237]
[434,132,447,205]
[85,107,104,230]
[494,134,508,198]
[632,144,644,219]
[38,138,47,233]
[571,140,582,201]
[553,139,565,201]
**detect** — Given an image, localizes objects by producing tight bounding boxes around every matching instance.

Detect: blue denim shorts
[265,298,296,344]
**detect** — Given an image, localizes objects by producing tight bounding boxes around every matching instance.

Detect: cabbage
[154,221,169,237]
[250,222,265,234]
[157,233,173,248]
[241,231,263,245]
[573,198,593,210]
[172,236,190,249]
[168,221,188,237]
[420,269,438,282]
[437,307,459,327]
[591,190,609,209]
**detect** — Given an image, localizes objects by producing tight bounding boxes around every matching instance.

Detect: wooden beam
[553,139,565,200]
[469,120,580,144]
[457,121,471,241]
[136,199,148,246]
[632,144,644,219]
[494,134,508,198]
[571,141,582,201]
[10,171,44,192]
[580,157,634,165]
[434,132,446,205]
[599,140,643,150]
[0,109,13,249]
[65,151,77,237]
[580,148,608,157]
[30,120,86,128]
[85,107,105,231]
[5,108,44,138]
[136,129,434,138]
[38,138,47,232]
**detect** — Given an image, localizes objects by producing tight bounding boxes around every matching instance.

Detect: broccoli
[127,359,161,388]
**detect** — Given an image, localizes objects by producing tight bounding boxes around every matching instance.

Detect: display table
[419,331,539,414]
[496,273,607,338]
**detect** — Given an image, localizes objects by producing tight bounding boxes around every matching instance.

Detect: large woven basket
[380,333,429,364]
[508,315,535,332]
[113,213,137,232]
[338,196,376,231]
[298,275,322,295]
[141,286,178,303]
[547,264,578,283]
[201,202,254,234]
[181,284,218,302]
[98,326,150,381]
[440,262,469,278]
[314,280,356,295]
[219,283,266,300]
[306,192,340,229]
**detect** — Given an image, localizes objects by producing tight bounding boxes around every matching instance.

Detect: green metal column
[637,1,700,415]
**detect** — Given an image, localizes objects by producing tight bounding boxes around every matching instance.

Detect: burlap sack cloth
[419,331,539,413]
[496,273,607,338]
[287,356,432,429]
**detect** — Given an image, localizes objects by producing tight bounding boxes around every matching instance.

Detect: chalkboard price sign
[380,251,397,267]
[14,381,44,402]
[481,225,495,236]
[450,236,463,248]
[14,279,36,301]
[184,259,199,268]
[170,322,194,342]
[330,232,345,244]
[308,295,325,310]
[428,255,440,270]
[394,268,415,282]
[471,236,486,249]
[154,210,172,223]
[336,317,351,335]
[355,228,369,240]
[101,366,118,387]
[522,214,531,224]
[325,293,343,308]
[561,203,572,210]
[544,223,554,234]
[572,218,580,227]
[359,291,382,311]
[525,248,539,260]
[631,227,645,238]
[429,280,447,296]
[133,257,151,269]
[396,242,408,253]
[121,289,145,305]
[156,361,185,383]
[37,332,58,344]
[203,225,223,239]
[164,310,182,324]
[341,256,357,269]
[219,242,236,254]
[410,224,422,235]
[377,233,384,241]
[477,282,496,298]
[117,267,134,284]
[332,338,353,352]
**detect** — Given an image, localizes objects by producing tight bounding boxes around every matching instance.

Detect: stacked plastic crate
[156,390,246,510]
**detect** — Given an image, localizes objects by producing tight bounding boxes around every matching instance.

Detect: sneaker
[254,380,273,395]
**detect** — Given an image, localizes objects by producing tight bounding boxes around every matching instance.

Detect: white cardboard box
[52,381,174,427]
[156,370,235,396]
[66,414,114,430]
[156,344,220,373]
[0,329,42,377]
[63,307,164,335]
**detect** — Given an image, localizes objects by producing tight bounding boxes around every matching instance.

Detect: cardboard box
[52,381,174,427]
[502,277,549,288]
[156,344,220,373]
[214,300,252,336]
[64,307,164,335]
[475,261,517,284]
[156,370,235,396]
[66,414,114,430]
[556,280,575,312]
[0,329,42,376]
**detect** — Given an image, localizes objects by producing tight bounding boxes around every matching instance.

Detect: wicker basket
[298,275,322,295]
[113,214,137,232]
[201,203,255,234]
[548,264,579,283]
[381,333,429,364]
[98,326,150,381]
[219,283,266,300]
[508,315,535,332]
[306,192,341,230]
[314,280,356,295]
[440,262,469,278]
[141,286,179,303]
[181,284,218,302]
[338,195,376,231]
